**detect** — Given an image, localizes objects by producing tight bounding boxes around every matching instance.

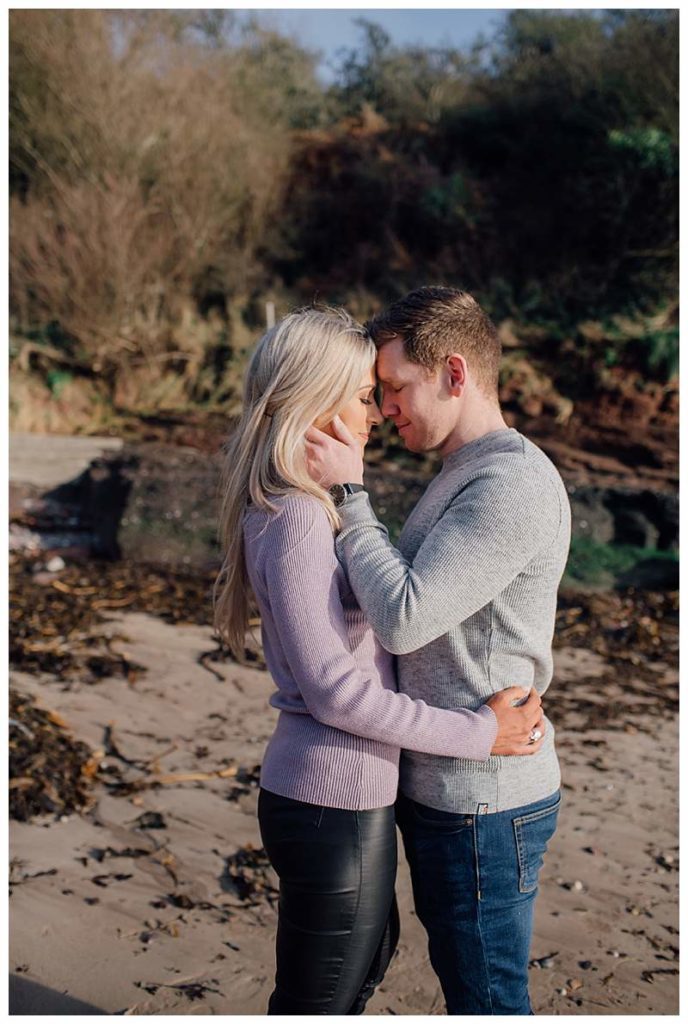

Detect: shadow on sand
[9,974,106,1015]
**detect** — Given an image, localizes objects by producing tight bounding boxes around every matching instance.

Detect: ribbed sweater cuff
[338,490,377,529]
[474,703,499,760]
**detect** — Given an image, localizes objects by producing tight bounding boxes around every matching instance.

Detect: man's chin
[398,433,435,455]
[400,435,421,452]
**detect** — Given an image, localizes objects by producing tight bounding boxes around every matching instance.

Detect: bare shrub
[10,9,313,402]
[10,178,186,379]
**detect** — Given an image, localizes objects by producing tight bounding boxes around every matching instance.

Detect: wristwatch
[329,483,365,507]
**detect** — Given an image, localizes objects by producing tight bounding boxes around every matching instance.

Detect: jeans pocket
[512,794,561,893]
[410,799,473,833]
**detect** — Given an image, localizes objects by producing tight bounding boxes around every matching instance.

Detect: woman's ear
[313,416,335,438]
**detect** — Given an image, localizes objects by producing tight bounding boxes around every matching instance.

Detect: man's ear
[446,354,467,395]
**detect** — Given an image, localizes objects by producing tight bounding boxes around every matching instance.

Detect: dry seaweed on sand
[9,689,103,820]
[220,845,278,906]
[134,977,223,1001]
[225,763,261,803]
[13,554,217,626]
[9,554,264,680]
[551,589,679,731]
[9,858,58,890]
[94,732,260,800]
[9,557,145,684]
[198,636,266,677]
[555,589,678,667]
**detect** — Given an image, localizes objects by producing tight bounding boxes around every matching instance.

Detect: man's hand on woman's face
[305,415,365,487]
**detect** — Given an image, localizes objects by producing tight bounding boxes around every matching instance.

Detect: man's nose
[380,390,398,417]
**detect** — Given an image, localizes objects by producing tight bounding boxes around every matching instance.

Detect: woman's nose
[369,400,384,426]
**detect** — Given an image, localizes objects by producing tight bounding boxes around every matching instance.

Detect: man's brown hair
[366,286,501,397]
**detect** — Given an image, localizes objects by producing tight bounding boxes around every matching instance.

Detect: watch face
[329,483,346,507]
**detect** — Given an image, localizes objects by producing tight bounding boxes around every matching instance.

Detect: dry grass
[10,10,304,400]
[9,366,110,435]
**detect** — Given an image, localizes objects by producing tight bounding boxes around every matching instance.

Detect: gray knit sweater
[243,495,498,811]
[336,427,571,814]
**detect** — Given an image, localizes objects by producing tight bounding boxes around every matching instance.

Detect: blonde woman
[214,306,544,1015]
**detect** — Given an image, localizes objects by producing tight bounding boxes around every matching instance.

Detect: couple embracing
[214,287,571,1015]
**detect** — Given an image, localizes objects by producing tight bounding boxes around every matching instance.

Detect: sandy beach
[9,603,678,1015]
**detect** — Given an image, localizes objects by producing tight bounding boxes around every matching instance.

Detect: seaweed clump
[9,689,101,820]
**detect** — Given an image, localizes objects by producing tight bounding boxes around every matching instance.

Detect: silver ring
[529,728,543,743]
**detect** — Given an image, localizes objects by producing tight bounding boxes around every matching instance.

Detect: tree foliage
[286,10,677,324]
[9,9,678,402]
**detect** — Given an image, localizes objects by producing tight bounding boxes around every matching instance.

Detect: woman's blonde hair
[213,305,376,660]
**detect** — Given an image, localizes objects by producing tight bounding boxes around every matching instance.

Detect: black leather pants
[258,788,400,1015]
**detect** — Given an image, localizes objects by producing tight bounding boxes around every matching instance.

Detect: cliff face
[9,390,678,589]
[523,403,678,551]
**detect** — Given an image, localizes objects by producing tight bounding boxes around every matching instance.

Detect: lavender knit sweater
[243,494,498,811]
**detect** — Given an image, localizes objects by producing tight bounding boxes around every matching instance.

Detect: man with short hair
[306,286,571,1015]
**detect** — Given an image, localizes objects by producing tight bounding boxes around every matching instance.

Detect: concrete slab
[9,433,123,488]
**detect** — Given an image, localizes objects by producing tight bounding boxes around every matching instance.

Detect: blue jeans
[396,789,561,1015]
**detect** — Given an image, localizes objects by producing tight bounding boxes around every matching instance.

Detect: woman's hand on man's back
[487,687,546,756]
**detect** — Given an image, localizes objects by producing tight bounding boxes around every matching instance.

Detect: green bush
[563,538,678,587]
